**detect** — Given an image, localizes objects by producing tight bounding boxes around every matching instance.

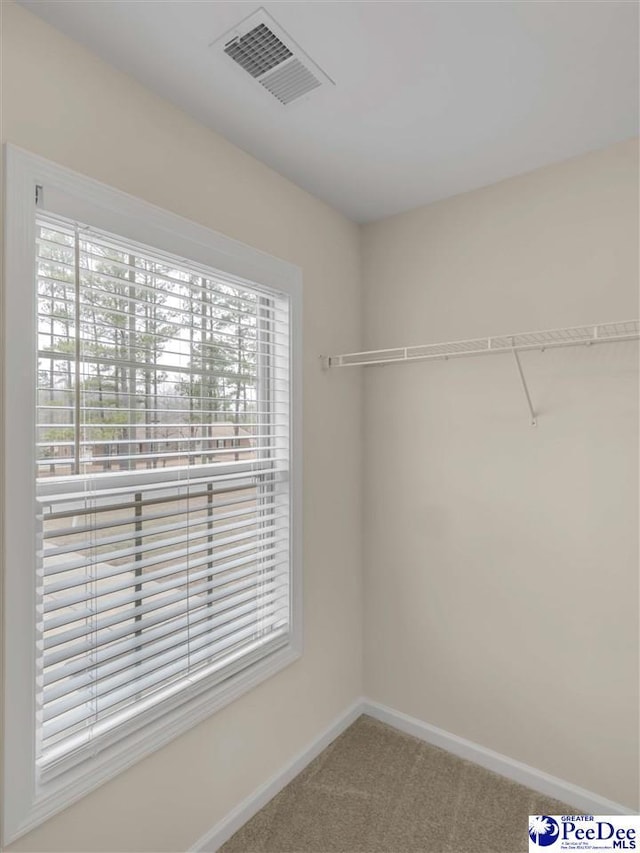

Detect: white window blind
[35,212,292,774]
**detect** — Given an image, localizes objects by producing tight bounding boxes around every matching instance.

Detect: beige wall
[1,3,363,850]
[362,138,639,810]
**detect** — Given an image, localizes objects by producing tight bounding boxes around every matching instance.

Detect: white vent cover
[214,8,333,105]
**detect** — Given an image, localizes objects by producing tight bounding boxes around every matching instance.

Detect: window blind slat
[39,494,284,537]
[42,492,277,540]
[43,537,286,600]
[43,546,287,616]
[42,559,285,635]
[42,602,289,740]
[37,467,281,506]
[42,556,288,670]
[43,589,288,725]
[43,554,283,653]
[37,242,283,315]
[42,555,289,686]
[42,506,286,561]
[43,570,285,692]
[42,508,282,578]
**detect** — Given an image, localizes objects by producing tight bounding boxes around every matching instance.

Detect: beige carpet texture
[220,715,575,853]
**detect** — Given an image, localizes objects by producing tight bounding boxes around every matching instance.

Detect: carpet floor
[220,714,575,853]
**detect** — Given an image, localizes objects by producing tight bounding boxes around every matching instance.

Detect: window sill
[8,641,301,845]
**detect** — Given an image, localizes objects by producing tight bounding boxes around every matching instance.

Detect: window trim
[2,144,303,845]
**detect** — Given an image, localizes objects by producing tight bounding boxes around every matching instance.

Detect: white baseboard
[190,697,635,851]
[362,699,636,817]
[189,699,365,852]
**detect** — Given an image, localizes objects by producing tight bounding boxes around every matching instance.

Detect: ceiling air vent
[215,8,333,106]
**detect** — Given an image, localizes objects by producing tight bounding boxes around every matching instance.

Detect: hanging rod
[322,320,640,369]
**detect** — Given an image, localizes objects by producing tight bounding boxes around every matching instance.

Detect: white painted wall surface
[362,138,639,810]
[1,3,363,850]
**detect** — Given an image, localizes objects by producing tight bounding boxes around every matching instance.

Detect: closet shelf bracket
[511,344,537,427]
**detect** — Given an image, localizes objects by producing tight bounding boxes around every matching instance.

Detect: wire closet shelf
[323,320,640,369]
[322,320,639,428]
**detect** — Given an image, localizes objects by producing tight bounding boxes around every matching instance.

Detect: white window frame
[2,145,303,845]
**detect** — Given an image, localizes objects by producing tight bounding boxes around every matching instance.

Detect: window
[3,146,302,844]
[35,212,292,771]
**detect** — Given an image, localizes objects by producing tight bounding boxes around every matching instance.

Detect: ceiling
[18,0,639,222]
